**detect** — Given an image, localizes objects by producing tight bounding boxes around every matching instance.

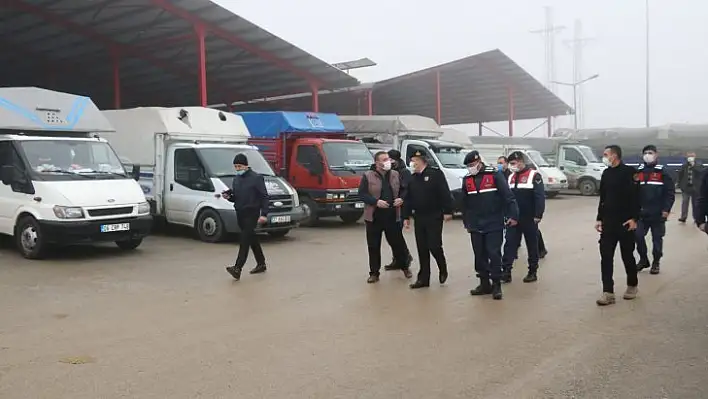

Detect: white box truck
[0,87,151,259]
[101,107,304,242]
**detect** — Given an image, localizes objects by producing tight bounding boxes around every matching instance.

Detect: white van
[101,107,304,242]
[0,87,150,259]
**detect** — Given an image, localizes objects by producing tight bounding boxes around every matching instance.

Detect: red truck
[239,111,374,226]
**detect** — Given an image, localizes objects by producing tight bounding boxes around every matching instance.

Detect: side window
[174,148,212,191]
[296,145,323,173]
[0,141,32,194]
[405,145,437,167]
[0,142,11,167]
[564,148,587,166]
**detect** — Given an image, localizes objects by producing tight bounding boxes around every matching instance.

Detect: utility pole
[645,0,651,127]
[530,6,565,95]
[564,19,593,129]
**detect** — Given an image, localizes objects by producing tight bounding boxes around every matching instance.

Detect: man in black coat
[695,168,708,233]
[223,153,269,281]
[677,151,703,223]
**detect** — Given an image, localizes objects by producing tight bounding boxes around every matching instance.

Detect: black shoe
[367,275,380,284]
[402,268,413,279]
[470,279,492,296]
[637,258,650,272]
[539,249,548,259]
[501,271,512,284]
[384,260,401,271]
[409,280,430,289]
[491,280,503,300]
[226,266,242,281]
[439,268,448,284]
[523,271,538,283]
[650,260,660,275]
[678,218,686,223]
[249,264,267,274]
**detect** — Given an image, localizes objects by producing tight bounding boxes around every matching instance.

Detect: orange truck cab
[239,112,374,226]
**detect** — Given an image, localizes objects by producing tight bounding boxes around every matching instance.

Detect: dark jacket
[596,163,640,225]
[392,159,412,188]
[462,165,519,233]
[677,162,703,192]
[636,163,675,220]
[508,167,545,220]
[403,166,453,219]
[695,170,708,226]
[359,168,404,222]
[226,169,269,216]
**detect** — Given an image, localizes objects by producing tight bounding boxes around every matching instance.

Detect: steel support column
[367,89,373,115]
[111,49,121,109]
[547,116,552,137]
[507,86,515,137]
[311,84,319,112]
[478,123,483,136]
[435,71,442,124]
[195,24,208,107]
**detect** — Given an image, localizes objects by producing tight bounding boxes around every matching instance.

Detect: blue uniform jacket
[695,169,708,227]
[636,163,675,220]
[462,165,519,233]
[508,167,545,220]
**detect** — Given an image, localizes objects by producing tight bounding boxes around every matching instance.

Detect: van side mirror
[131,164,141,181]
[1,165,15,185]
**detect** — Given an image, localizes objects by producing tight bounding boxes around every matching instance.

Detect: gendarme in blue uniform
[634,162,675,270]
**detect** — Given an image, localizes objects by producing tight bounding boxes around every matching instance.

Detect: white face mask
[688,157,696,164]
[381,160,392,171]
[643,153,656,164]
[602,156,612,167]
[468,165,480,175]
[409,161,417,170]
[509,165,520,173]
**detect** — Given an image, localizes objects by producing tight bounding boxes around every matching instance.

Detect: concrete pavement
[1,195,706,398]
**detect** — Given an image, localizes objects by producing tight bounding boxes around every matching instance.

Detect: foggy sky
[216,0,708,135]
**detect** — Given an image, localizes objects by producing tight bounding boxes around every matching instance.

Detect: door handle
[170,183,174,191]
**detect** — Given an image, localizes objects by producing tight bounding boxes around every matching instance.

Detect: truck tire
[340,212,362,224]
[545,192,560,199]
[300,197,319,227]
[267,229,290,238]
[115,238,143,250]
[579,179,598,196]
[15,215,48,260]
[196,208,226,243]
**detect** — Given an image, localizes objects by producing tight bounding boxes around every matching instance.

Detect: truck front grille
[269,195,293,212]
[87,206,134,217]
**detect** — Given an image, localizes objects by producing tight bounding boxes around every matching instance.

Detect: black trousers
[413,213,447,284]
[366,210,409,276]
[538,230,547,252]
[599,224,638,293]
[635,218,665,261]
[235,209,266,268]
[502,220,539,273]
[471,230,504,281]
[389,220,411,261]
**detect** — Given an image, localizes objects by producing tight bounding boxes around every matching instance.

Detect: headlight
[326,193,334,200]
[53,205,84,219]
[137,202,150,214]
[292,191,300,207]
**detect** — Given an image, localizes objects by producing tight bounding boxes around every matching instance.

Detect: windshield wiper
[39,169,94,179]
[330,165,358,173]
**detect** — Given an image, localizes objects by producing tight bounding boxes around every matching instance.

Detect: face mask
[468,165,479,176]
[602,157,612,167]
[497,164,503,172]
[509,165,519,173]
[688,157,696,163]
[235,169,246,176]
[643,153,656,164]
[381,160,392,171]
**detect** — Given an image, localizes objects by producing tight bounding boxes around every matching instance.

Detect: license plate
[270,215,291,224]
[355,202,365,209]
[100,223,130,232]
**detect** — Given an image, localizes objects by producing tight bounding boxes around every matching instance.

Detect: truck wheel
[579,179,597,196]
[300,197,319,227]
[545,192,560,199]
[15,215,48,260]
[267,229,290,238]
[196,209,225,243]
[340,212,362,224]
[115,238,143,250]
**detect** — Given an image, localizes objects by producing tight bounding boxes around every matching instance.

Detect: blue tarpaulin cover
[237,111,344,138]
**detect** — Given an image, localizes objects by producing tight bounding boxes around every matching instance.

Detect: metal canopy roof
[0,0,359,109]
[231,49,573,125]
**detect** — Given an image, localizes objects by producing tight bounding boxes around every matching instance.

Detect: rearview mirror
[131,164,141,181]
[0,165,15,185]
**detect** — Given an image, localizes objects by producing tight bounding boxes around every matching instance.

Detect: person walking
[404,150,454,289]
[694,166,708,233]
[497,156,511,179]
[677,151,703,223]
[383,149,414,272]
[501,151,545,284]
[634,145,675,275]
[224,153,269,281]
[359,151,412,283]
[595,145,641,306]
[461,151,518,300]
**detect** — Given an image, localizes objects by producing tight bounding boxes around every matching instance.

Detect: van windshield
[198,147,275,177]
[578,146,599,163]
[19,140,127,179]
[323,142,373,170]
[526,150,550,167]
[432,146,466,168]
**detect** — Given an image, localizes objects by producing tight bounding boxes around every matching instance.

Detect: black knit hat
[387,149,402,160]
[463,150,481,165]
[507,151,525,162]
[642,144,657,153]
[233,153,249,166]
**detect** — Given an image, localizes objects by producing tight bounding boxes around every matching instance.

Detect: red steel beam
[5,0,238,103]
[195,24,208,107]
[310,84,319,112]
[367,89,373,115]
[435,70,442,124]
[149,0,327,88]
[507,86,515,137]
